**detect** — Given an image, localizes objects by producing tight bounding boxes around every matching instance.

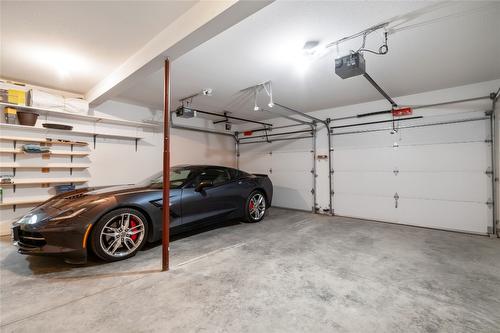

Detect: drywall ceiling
[117,1,500,120]
[0,0,197,93]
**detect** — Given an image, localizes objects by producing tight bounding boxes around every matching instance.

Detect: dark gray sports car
[11,165,273,263]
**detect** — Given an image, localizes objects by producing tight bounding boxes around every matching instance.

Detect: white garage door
[239,138,314,211]
[333,116,493,234]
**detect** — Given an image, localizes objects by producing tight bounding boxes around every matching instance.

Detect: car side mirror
[195,180,213,192]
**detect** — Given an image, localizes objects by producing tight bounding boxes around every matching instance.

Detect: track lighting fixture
[253,88,260,111]
[266,82,274,108]
[244,81,274,111]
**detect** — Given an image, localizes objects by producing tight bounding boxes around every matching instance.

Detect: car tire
[90,208,149,262]
[244,190,267,223]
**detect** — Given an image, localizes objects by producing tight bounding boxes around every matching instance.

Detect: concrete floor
[1,208,499,332]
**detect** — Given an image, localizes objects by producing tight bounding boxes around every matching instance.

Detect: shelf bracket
[13,204,16,212]
[13,140,17,162]
[135,138,139,152]
[93,135,97,149]
[70,144,74,175]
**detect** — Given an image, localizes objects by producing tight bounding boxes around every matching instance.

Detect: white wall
[0,100,235,235]
[238,79,500,234]
[90,100,236,185]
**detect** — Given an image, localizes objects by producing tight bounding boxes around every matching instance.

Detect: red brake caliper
[249,200,254,211]
[130,218,138,242]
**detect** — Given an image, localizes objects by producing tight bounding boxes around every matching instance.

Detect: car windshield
[138,166,199,189]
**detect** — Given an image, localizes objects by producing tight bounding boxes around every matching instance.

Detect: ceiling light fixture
[202,88,213,96]
[16,43,91,79]
[303,40,320,53]
[294,40,325,75]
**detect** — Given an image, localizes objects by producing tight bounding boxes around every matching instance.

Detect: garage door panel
[397,142,490,172]
[334,194,397,223]
[333,130,395,148]
[266,138,312,152]
[332,117,491,234]
[397,198,490,234]
[334,147,395,171]
[395,120,489,145]
[239,144,271,175]
[335,171,397,197]
[269,171,311,191]
[267,144,314,211]
[239,140,314,212]
[398,172,490,202]
[271,151,312,171]
[239,156,269,174]
[272,184,313,211]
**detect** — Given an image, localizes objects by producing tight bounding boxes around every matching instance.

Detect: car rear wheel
[90,208,148,262]
[244,191,266,223]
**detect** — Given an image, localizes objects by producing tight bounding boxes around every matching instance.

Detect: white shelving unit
[0,97,153,212]
[0,135,90,209]
[0,102,160,129]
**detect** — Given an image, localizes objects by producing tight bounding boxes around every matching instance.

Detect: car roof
[174,164,233,170]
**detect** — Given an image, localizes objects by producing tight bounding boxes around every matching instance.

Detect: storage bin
[17,111,39,126]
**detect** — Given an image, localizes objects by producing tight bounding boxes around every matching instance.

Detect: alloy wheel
[249,193,266,220]
[99,213,145,257]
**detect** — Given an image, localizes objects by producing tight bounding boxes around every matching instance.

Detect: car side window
[193,168,230,187]
[228,168,240,180]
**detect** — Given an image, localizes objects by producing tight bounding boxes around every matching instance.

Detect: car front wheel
[244,191,266,223]
[90,208,148,262]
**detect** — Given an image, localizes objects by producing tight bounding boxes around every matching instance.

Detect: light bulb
[254,105,260,111]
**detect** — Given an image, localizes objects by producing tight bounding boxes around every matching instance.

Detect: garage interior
[0,1,499,332]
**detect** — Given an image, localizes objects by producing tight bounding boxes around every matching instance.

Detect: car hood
[37,184,175,214]
[40,185,139,209]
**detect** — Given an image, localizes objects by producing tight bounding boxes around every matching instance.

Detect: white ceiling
[0,0,196,93]
[117,1,500,120]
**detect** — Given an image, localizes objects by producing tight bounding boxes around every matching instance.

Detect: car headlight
[50,208,87,221]
[18,214,39,225]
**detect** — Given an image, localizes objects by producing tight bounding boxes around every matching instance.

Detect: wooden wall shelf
[0,148,89,156]
[0,178,89,186]
[0,123,144,140]
[0,197,49,207]
[0,163,89,169]
[0,135,88,146]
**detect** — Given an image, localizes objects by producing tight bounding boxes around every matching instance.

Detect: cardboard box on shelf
[0,89,27,105]
[3,107,17,124]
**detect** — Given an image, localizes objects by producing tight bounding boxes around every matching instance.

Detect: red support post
[162,59,171,271]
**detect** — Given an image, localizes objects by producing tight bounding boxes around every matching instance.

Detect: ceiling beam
[86,0,273,106]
